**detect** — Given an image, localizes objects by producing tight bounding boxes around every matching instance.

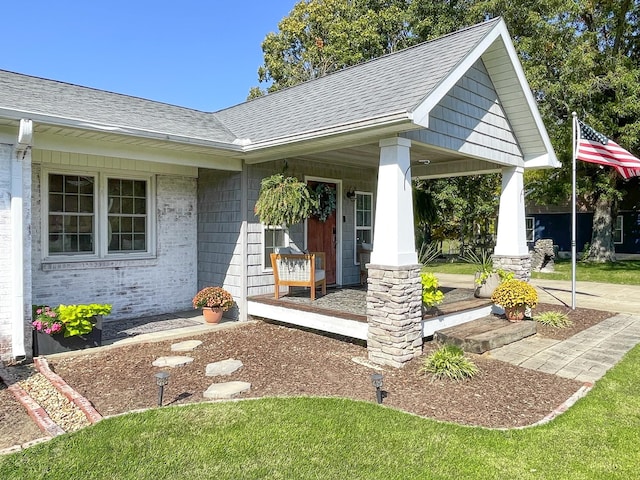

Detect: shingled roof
[216,18,501,145]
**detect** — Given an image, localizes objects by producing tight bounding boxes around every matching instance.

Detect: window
[108,179,147,252]
[48,174,95,254]
[263,225,289,269]
[355,192,373,264]
[525,217,534,243]
[613,215,623,244]
[45,170,153,259]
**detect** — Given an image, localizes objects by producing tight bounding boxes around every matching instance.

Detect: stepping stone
[171,340,202,352]
[152,356,194,367]
[206,358,243,377]
[203,381,251,399]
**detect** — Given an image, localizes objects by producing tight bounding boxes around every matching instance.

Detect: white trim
[304,176,343,286]
[422,305,498,337]
[247,301,368,340]
[614,215,623,245]
[41,166,156,262]
[261,224,290,272]
[354,191,373,265]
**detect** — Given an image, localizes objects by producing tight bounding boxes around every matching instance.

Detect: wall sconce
[155,371,170,406]
[370,373,387,404]
[346,189,356,201]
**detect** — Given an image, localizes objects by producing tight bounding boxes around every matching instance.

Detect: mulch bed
[0,303,616,450]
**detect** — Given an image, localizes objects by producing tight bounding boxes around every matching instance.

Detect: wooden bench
[270,251,326,300]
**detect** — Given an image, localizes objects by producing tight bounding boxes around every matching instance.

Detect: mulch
[0,303,616,450]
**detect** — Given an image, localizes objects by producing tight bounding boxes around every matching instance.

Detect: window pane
[49,215,63,233]
[107,178,148,253]
[78,235,93,252]
[49,174,64,193]
[364,212,371,226]
[49,194,63,212]
[64,195,78,213]
[65,176,79,193]
[64,216,78,233]
[79,195,93,213]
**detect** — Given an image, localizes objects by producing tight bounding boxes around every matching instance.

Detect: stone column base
[366,264,423,368]
[492,254,532,281]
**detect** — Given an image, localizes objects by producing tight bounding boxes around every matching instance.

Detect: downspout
[11,119,32,361]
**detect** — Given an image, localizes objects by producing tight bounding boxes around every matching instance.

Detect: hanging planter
[312,183,336,222]
[254,174,318,227]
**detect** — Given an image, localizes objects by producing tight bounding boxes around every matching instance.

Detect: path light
[155,371,170,406]
[371,373,387,404]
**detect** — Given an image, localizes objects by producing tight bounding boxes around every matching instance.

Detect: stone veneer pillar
[366,264,423,368]
[492,254,532,281]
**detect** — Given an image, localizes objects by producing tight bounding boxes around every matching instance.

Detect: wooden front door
[307,181,337,285]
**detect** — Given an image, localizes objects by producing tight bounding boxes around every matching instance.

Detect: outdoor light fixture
[370,373,387,404]
[155,371,170,407]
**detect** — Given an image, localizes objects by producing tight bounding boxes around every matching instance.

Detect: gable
[402,59,522,170]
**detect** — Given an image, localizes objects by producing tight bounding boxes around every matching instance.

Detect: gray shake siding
[403,59,523,169]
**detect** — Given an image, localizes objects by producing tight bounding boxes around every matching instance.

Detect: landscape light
[370,373,386,404]
[154,371,170,406]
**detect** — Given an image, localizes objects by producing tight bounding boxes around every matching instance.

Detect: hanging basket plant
[312,183,337,222]
[254,174,318,227]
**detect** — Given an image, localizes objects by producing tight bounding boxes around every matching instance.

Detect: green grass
[428,259,640,285]
[2,345,639,479]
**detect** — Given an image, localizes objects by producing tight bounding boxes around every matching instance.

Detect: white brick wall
[31,164,198,321]
[0,144,13,359]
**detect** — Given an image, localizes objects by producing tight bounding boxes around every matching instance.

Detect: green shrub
[421,272,444,307]
[420,344,479,381]
[534,310,573,328]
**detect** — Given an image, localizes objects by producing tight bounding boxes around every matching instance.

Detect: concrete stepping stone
[170,340,202,352]
[203,381,251,399]
[205,358,243,377]
[152,356,194,367]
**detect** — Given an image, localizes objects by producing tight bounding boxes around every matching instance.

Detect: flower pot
[202,307,224,324]
[474,272,500,298]
[32,316,103,356]
[504,306,525,322]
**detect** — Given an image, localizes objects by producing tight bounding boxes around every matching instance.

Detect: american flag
[577,121,640,179]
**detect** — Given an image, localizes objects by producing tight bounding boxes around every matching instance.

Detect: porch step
[434,316,537,354]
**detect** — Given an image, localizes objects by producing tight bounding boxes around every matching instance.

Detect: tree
[473,0,640,261]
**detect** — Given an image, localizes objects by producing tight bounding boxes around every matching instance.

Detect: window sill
[41,256,158,271]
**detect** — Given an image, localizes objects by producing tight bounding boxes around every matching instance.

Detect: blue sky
[2,1,296,112]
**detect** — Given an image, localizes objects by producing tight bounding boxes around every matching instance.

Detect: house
[526,186,640,256]
[0,18,558,366]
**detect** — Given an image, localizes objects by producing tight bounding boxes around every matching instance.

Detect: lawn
[428,259,640,285]
[2,345,638,479]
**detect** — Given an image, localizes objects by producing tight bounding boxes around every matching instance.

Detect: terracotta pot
[202,307,224,324]
[504,306,525,322]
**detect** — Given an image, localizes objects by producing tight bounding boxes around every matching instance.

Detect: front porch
[247,283,496,341]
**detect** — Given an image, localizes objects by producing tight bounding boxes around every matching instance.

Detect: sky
[2,1,297,112]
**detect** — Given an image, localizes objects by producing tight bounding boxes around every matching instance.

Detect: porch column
[367,137,423,368]
[493,166,531,280]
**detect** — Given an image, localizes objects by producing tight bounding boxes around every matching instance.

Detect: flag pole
[571,112,577,309]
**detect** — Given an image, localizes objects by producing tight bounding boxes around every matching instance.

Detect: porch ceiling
[286,139,501,179]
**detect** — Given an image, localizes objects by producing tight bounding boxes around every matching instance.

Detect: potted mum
[490,279,538,322]
[193,286,235,323]
[32,303,112,356]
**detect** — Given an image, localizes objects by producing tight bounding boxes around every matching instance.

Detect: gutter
[0,107,245,154]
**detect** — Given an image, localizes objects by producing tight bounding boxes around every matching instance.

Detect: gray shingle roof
[0,19,501,148]
[0,70,237,144]
[215,18,501,144]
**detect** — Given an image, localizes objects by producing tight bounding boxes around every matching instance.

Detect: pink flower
[51,323,62,333]
[36,308,43,315]
[44,328,52,334]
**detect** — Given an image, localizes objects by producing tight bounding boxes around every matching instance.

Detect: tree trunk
[586,194,616,262]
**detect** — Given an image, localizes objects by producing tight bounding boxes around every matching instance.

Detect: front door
[307,181,337,285]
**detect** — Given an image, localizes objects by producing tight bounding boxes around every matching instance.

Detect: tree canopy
[250,0,640,261]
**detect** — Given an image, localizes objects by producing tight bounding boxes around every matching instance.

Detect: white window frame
[261,224,290,271]
[42,167,156,261]
[525,217,535,243]
[613,215,623,244]
[354,191,373,265]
